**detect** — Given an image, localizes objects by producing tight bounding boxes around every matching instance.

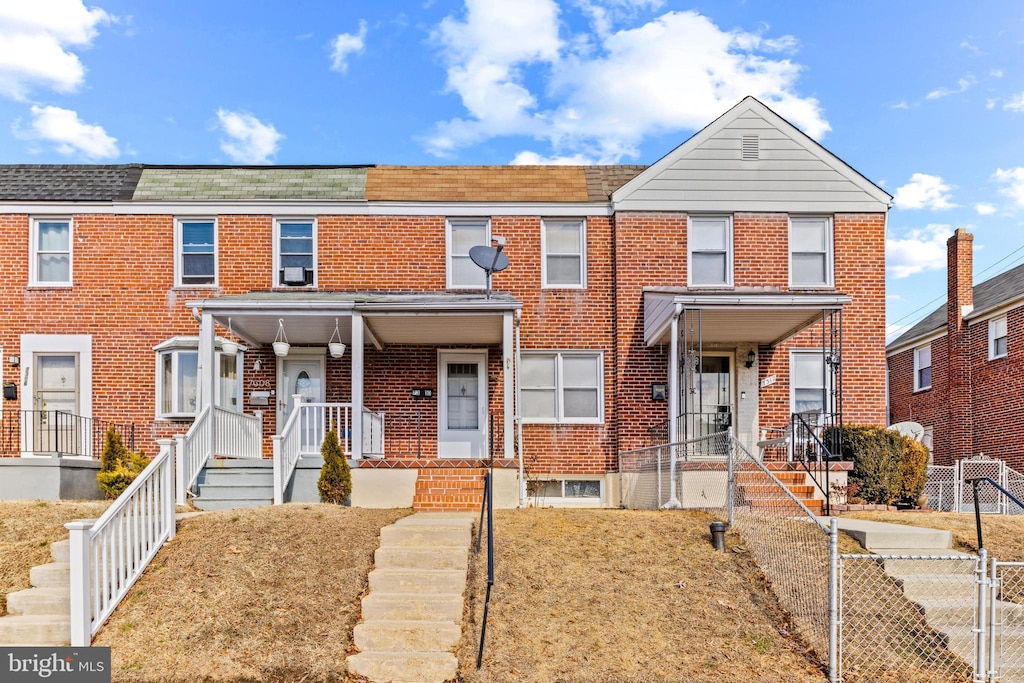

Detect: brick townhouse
[888,228,1024,470]
[0,97,891,509]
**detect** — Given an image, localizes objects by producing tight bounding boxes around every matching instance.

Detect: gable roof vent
[741,135,759,161]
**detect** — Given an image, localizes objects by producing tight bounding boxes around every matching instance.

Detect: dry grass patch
[0,499,111,615]
[843,510,1024,559]
[94,504,409,682]
[457,508,826,683]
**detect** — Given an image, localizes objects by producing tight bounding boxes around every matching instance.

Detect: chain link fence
[994,562,1024,682]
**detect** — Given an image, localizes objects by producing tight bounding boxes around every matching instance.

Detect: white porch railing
[66,439,176,646]
[174,405,212,507]
[213,405,263,458]
[272,399,385,504]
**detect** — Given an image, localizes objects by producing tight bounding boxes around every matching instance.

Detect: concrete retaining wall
[0,457,104,500]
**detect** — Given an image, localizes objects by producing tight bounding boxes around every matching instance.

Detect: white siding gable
[612,97,891,213]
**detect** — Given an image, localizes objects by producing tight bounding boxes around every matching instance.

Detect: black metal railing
[965,477,1024,550]
[0,410,135,458]
[646,411,732,447]
[790,411,842,516]
[475,469,494,669]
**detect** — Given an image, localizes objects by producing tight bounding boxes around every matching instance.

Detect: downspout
[663,304,682,509]
[515,309,525,507]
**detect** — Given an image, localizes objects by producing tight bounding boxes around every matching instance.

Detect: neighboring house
[0,97,890,509]
[888,229,1024,470]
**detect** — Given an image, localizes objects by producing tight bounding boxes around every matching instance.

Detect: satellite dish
[469,237,510,299]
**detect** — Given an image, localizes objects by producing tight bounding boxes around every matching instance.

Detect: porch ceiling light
[328,318,346,358]
[221,317,239,355]
[273,319,290,357]
[745,349,756,368]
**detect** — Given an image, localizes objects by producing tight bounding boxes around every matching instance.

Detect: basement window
[527,478,603,504]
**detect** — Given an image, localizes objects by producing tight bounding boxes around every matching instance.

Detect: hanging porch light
[273,318,290,357]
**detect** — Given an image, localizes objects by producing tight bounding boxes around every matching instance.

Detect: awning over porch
[643,288,852,347]
[187,291,523,347]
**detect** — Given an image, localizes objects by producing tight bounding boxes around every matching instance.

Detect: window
[447,218,489,289]
[790,216,833,287]
[155,339,241,418]
[176,219,216,286]
[275,219,315,286]
[31,218,72,285]
[791,351,833,414]
[527,478,603,503]
[542,218,585,288]
[990,316,1008,359]
[688,216,732,287]
[521,351,603,423]
[922,426,934,464]
[913,345,931,391]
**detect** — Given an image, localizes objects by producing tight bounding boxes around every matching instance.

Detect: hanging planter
[221,317,239,355]
[328,318,346,358]
[273,318,290,357]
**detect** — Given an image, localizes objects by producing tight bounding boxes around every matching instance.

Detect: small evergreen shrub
[828,425,929,506]
[97,426,150,499]
[318,429,352,504]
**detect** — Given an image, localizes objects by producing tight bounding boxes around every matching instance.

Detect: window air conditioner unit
[282,267,307,285]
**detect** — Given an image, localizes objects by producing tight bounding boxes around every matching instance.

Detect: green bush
[829,425,929,506]
[97,426,150,499]
[318,430,352,505]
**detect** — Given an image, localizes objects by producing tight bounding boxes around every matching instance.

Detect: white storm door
[278,356,325,451]
[438,351,488,458]
[34,354,79,453]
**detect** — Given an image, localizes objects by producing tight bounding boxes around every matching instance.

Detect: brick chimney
[946,228,974,460]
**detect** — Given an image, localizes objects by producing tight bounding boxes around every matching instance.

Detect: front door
[438,351,488,458]
[34,353,79,453]
[278,355,325,450]
[682,354,732,440]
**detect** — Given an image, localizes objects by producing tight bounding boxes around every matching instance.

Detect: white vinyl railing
[213,405,263,459]
[66,439,176,646]
[174,404,212,506]
[271,396,305,506]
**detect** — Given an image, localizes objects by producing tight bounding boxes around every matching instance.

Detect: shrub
[318,429,352,505]
[97,426,150,499]
[829,425,929,506]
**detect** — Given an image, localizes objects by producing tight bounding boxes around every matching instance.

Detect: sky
[1,0,1024,340]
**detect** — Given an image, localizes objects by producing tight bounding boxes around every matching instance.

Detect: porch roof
[643,288,852,347]
[189,291,522,347]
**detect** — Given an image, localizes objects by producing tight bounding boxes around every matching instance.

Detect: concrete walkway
[347,512,476,683]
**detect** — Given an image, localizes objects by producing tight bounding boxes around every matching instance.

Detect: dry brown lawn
[0,499,111,614]
[93,504,409,682]
[843,510,1024,560]
[456,508,827,683]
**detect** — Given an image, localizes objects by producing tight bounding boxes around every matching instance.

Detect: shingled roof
[0,164,141,201]
[887,260,1024,350]
[133,166,370,200]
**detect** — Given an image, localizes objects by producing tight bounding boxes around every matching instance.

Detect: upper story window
[790,216,833,287]
[275,219,316,287]
[521,351,603,424]
[30,218,72,286]
[155,338,242,419]
[688,215,732,287]
[447,218,489,289]
[990,316,1008,360]
[175,219,216,286]
[913,344,931,391]
[542,218,586,288]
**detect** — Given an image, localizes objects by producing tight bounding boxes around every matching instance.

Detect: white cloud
[0,0,110,100]
[926,77,972,100]
[330,20,367,73]
[215,109,283,164]
[13,104,118,158]
[427,5,829,161]
[1003,92,1024,112]
[890,101,909,110]
[511,150,596,164]
[991,68,1004,78]
[994,167,1024,208]
[572,0,665,38]
[893,173,957,210]
[886,224,954,279]
[975,202,996,215]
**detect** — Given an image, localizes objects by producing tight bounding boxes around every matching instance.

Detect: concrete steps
[347,513,475,683]
[0,539,71,646]
[192,458,274,511]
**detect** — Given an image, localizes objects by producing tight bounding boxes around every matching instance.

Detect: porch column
[503,311,514,460]
[351,311,364,459]
[668,305,681,444]
[198,311,216,412]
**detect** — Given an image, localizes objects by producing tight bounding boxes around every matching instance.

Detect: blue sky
[2,1,1024,339]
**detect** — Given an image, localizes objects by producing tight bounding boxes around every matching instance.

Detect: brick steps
[735,470,824,515]
[413,468,487,512]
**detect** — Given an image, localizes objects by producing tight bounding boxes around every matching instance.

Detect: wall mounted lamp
[650,382,667,401]
[8,355,19,367]
[745,350,757,368]
[253,359,263,372]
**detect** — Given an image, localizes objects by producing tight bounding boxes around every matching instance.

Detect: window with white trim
[789,216,833,287]
[521,351,603,423]
[156,339,242,418]
[791,351,833,414]
[913,344,931,391]
[175,219,216,286]
[989,316,1008,359]
[688,215,732,287]
[275,219,315,287]
[30,218,72,285]
[542,218,585,288]
[447,218,489,289]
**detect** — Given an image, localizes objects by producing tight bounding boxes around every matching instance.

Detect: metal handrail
[790,412,840,516]
[0,410,135,457]
[965,477,1024,550]
[475,469,494,669]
